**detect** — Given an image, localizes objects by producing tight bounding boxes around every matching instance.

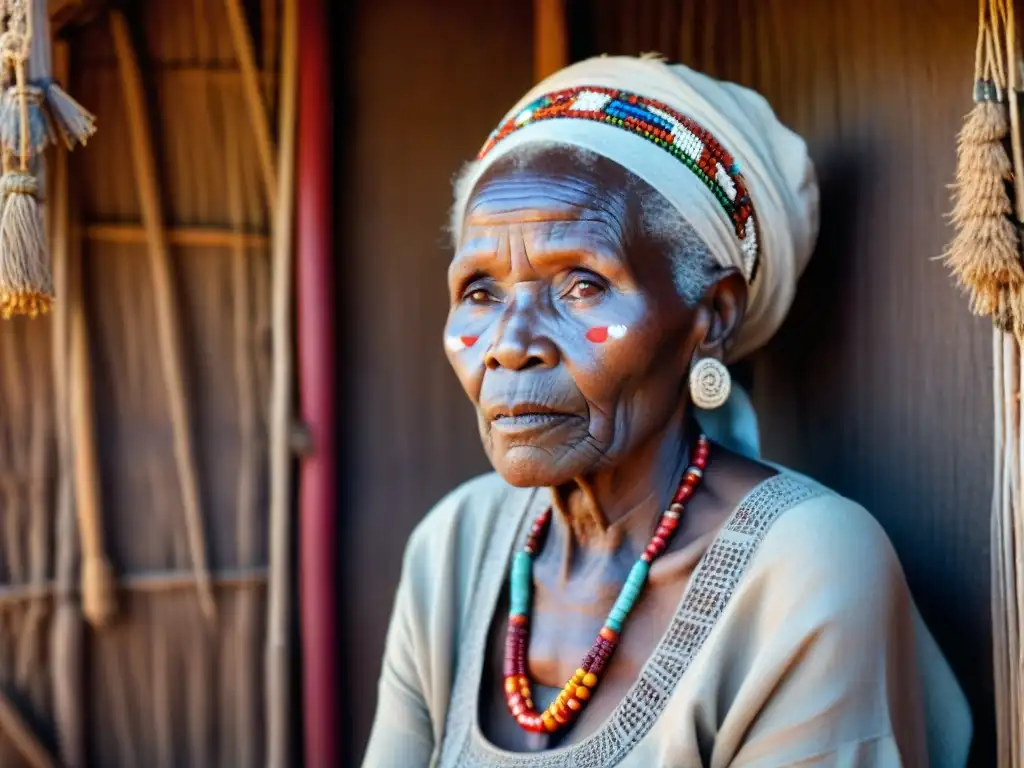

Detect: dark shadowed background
[338,1,994,764]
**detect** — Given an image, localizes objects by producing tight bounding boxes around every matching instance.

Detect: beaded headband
[478,86,761,283]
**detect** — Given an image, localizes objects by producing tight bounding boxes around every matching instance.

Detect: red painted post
[296,0,338,764]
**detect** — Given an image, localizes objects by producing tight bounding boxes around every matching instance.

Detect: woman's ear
[696,268,747,359]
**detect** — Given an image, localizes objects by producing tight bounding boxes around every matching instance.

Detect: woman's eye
[464,286,495,304]
[567,279,605,300]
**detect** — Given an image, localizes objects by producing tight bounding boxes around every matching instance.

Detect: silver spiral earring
[689,358,731,410]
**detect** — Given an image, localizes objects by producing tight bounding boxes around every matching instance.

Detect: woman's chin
[490,444,582,488]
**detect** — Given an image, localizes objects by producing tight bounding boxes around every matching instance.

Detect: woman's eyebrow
[453,235,500,259]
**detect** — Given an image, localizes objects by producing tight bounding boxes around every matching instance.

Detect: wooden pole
[297,0,338,763]
[226,72,261,768]
[266,0,299,764]
[110,10,216,621]
[533,0,568,82]
[224,0,277,210]
[48,38,85,768]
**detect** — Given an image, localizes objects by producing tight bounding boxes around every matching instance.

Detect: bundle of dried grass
[945,0,1024,327]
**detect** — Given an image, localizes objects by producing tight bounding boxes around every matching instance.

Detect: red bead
[650,535,667,552]
[660,516,679,531]
[694,456,706,470]
[673,484,693,503]
[644,542,659,558]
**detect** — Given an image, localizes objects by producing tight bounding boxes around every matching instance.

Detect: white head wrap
[452,55,819,362]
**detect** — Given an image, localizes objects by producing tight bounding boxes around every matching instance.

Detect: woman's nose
[484,291,559,371]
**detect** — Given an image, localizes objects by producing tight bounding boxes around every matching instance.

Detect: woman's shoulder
[750,468,906,600]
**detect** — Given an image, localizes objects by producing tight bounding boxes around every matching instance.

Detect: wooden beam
[533,0,568,82]
[224,0,277,210]
[0,567,269,606]
[109,11,216,622]
[84,223,269,249]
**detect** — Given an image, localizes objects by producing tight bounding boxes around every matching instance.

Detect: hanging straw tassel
[0,0,52,318]
[0,168,51,317]
[43,79,95,150]
[944,1,1024,320]
[0,0,99,154]
[27,0,94,150]
[0,84,54,156]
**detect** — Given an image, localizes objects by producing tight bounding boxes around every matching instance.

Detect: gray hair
[450,143,720,305]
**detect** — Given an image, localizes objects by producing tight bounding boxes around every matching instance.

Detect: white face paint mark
[607,324,627,339]
[445,335,479,353]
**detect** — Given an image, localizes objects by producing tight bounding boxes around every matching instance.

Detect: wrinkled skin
[446,147,775,751]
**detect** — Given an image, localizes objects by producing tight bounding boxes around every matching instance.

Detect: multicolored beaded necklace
[503,433,711,734]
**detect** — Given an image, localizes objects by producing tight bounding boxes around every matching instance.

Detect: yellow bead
[576,686,591,700]
[574,667,587,682]
[583,673,598,687]
[504,677,518,694]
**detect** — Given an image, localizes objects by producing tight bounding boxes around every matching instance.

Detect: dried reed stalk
[994,0,1024,763]
[48,38,85,768]
[69,220,115,627]
[1004,332,1022,763]
[110,10,216,622]
[0,688,57,768]
[227,85,261,768]
[267,0,298,763]
[16,398,50,689]
[224,0,277,210]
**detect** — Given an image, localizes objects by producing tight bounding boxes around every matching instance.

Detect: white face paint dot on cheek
[607,324,627,339]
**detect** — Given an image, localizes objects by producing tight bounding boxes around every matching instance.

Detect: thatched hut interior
[0,0,1003,766]
[0,0,323,765]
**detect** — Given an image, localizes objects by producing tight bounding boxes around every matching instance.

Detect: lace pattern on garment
[438,473,825,768]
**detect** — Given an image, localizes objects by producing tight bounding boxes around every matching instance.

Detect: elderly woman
[363,57,971,767]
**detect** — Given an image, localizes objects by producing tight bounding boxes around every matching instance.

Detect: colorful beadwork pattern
[478,86,761,282]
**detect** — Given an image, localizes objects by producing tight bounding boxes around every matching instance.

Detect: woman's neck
[549,408,695,561]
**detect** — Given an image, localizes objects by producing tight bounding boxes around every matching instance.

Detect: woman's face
[445,149,734,487]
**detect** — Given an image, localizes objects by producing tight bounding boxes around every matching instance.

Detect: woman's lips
[486,403,582,435]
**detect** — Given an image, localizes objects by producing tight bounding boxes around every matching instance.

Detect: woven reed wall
[344,0,994,765]
[0,1,280,765]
